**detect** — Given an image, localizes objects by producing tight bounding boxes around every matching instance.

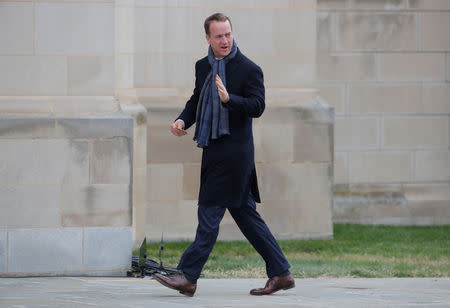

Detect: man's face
[206,20,233,58]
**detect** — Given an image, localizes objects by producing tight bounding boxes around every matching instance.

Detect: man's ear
[205,34,211,44]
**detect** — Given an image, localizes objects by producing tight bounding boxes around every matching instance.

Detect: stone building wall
[0,102,134,277]
[0,1,134,276]
[2,0,448,278]
[317,0,450,224]
[115,0,317,91]
[0,0,333,275]
[0,1,115,96]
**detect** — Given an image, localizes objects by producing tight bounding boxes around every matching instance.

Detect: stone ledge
[0,96,119,115]
[0,113,133,139]
[141,88,334,125]
[120,87,320,106]
[333,183,450,225]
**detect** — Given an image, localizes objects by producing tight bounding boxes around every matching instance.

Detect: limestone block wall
[145,89,334,241]
[0,97,133,277]
[0,1,136,276]
[0,1,114,96]
[240,90,334,240]
[317,0,450,224]
[115,0,317,93]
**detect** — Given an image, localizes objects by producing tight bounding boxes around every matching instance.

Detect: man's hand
[170,119,187,137]
[216,75,229,103]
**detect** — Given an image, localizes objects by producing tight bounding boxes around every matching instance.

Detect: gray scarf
[193,40,238,148]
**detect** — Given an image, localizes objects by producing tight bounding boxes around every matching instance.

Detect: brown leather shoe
[250,274,295,296]
[152,273,197,297]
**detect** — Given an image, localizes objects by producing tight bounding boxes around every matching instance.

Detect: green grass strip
[138,224,450,278]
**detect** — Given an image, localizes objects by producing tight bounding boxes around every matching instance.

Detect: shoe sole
[250,283,296,296]
[179,290,195,297]
[153,275,195,297]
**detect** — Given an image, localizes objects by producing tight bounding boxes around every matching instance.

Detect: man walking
[153,13,294,297]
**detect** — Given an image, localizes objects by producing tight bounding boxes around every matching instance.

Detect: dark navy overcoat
[177,48,265,208]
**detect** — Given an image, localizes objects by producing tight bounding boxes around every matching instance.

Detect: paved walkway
[0,277,449,307]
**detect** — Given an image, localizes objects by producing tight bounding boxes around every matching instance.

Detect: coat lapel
[225,49,244,92]
[226,48,244,76]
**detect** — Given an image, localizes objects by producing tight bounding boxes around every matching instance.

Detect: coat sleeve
[177,61,201,130]
[224,64,265,118]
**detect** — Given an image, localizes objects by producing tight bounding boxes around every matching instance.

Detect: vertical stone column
[115,1,148,248]
[119,103,148,248]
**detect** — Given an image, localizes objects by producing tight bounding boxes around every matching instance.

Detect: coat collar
[204,48,244,75]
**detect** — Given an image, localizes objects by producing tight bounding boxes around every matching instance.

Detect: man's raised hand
[215,75,230,103]
[170,119,187,136]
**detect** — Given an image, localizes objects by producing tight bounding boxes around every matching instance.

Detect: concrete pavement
[0,277,449,307]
